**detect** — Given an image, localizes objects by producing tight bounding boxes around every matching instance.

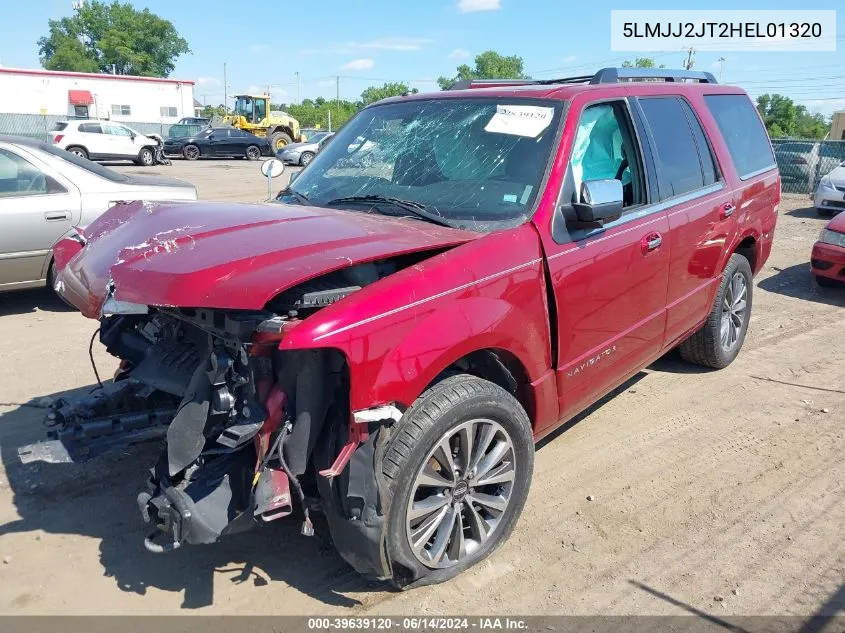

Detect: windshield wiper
[279,188,312,205]
[324,195,453,228]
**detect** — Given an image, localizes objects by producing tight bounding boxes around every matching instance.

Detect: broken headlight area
[17,307,367,557]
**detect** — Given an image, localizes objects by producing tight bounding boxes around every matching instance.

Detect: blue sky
[1,0,843,115]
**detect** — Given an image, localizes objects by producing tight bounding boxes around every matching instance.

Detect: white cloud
[561,55,577,63]
[341,58,375,71]
[450,48,470,59]
[801,98,845,117]
[304,37,432,55]
[317,79,335,87]
[457,0,501,13]
[359,37,433,51]
[249,44,271,54]
[197,76,221,87]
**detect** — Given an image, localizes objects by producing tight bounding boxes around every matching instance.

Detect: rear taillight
[53,135,64,144]
[790,157,807,165]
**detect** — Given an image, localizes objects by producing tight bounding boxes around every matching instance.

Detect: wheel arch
[268,125,294,139]
[733,233,759,273]
[420,348,535,427]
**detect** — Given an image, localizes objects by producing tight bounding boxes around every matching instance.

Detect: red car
[25,68,779,588]
[811,211,845,287]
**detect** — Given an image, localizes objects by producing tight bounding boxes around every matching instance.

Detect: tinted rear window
[52,122,68,131]
[704,95,776,179]
[638,96,708,200]
[80,122,103,134]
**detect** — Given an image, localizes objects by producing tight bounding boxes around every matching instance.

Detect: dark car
[163,128,270,160]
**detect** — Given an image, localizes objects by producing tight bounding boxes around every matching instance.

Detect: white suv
[50,120,161,166]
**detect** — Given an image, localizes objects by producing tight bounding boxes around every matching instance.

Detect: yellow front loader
[223,94,303,151]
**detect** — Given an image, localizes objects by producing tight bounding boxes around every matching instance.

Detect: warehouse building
[0,67,195,138]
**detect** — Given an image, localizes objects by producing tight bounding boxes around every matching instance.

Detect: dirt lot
[0,160,842,616]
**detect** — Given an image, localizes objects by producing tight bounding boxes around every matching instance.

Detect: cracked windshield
[279,98,563,230]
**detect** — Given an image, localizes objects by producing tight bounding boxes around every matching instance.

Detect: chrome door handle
[44,211,71,221]
[720,203,735,220]
[641,232,663,254]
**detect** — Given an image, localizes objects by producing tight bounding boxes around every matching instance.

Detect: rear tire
[183,144,200,160]
[269,131,293,152]
[245,145,261,160]
[66,146,88,160]
[382,375,534,588]
[679,254,753,369]
[300,151,315,166]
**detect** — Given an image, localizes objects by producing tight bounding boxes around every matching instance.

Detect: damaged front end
[19,305,389,574]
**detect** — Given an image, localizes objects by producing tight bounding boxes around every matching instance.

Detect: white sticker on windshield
[484,105,554,138]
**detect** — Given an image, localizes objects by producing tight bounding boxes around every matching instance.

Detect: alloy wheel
[720,271,747,351]
[247,146,260,160]
[405,418,516,569]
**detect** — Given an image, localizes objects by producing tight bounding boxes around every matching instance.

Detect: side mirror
[569,179,623,229]
[130,133,136,141]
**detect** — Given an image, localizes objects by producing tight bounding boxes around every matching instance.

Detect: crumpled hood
[58,200,477,318]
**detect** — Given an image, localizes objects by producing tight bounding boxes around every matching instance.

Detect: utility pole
[295,71,300,104]
[682,47,696,70]
[223,62,228,115]
[717,56,726,81]
[335,75,340,133]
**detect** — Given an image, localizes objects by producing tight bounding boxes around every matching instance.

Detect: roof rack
[449,67,718,90]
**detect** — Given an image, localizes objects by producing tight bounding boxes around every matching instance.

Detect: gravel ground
[0,162,842,617]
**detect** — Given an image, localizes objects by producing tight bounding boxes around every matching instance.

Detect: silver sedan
[0,135,197,293]
[276,131,334,166]
[814,161,845,217]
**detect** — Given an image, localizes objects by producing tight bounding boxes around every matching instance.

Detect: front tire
[183,144,200,161]
[679,253,753,369]
[300,151,315,167]
[136,147,154,166]
[269,131,293,152]
[382,375,534,588]
[245,145,261,160]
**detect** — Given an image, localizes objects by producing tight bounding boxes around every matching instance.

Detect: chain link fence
[771,139,845,195]
[0,112,172,141]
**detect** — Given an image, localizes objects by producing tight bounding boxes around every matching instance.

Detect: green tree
[360,82,418,105]
[757,94,803,137]
[437,50,527,90]
[38,0,190,77]
[794,110,830,139]
[285,99,360,131]
[200,104,227,119]
[621,57,665,68]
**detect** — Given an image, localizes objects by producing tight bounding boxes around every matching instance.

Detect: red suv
[22,68,779,588]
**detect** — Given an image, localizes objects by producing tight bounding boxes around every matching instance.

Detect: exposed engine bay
[18,259,411,577]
